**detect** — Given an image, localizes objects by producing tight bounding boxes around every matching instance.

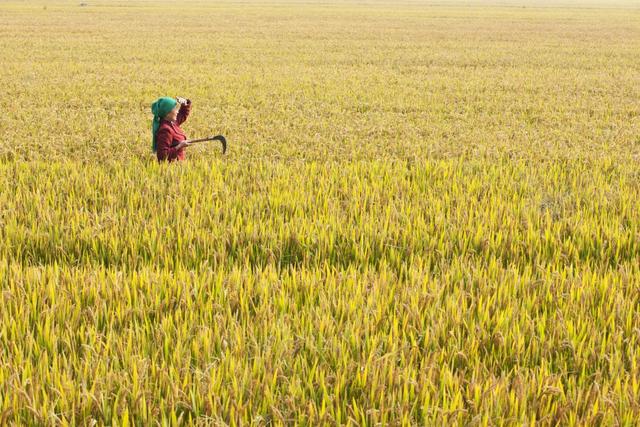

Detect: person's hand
[176,97,190,105]
[176,141,190,150]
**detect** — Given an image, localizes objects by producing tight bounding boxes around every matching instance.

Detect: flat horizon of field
[2,0,639,7]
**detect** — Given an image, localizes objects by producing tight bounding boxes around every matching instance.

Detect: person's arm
[176,99,191,125]
[156,128,184,162]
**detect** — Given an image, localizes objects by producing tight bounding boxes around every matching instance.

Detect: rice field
[1,0,640,424]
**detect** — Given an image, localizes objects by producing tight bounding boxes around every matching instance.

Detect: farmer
[151,96,191,162]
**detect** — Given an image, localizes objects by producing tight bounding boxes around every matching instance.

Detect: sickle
[171,135,227,154]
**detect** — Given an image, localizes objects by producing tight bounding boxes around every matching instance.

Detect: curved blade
[212,135,227,154]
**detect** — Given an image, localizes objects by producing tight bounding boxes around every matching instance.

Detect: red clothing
[156,102,191,162]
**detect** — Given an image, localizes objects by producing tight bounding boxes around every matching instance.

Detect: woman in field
[151,96,192,162]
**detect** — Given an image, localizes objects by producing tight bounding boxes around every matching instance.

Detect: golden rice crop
[1,0,639,425]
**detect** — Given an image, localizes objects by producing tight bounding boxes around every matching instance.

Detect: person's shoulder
[157,120,174,133]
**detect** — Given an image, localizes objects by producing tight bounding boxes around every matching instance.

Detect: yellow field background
[2,0,638,161]
[1,0,640,425]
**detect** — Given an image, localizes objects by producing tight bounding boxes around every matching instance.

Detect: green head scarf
[151,97,178,152]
